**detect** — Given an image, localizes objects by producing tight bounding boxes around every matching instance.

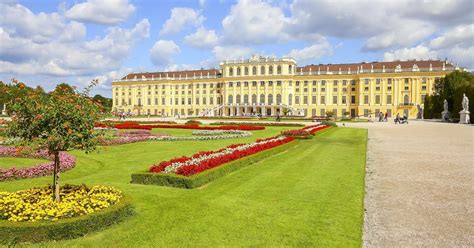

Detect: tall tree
[6,80,103,202]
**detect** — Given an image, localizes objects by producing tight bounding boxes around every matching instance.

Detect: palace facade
[112,55,458,118]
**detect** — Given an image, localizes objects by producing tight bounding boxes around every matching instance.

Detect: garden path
[346,121,474,247]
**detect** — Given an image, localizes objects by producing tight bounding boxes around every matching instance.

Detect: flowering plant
[149,136,293,176]
[281,129,313,139]
[0,146,76,181]
[0,185,122,222]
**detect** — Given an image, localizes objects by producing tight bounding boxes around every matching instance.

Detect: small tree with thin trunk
[6,80,102,202]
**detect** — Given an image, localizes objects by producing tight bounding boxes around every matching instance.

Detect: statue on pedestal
[441,99,449,121]
[459,93,470,124]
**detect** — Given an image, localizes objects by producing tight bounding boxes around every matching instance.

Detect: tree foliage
[6,79,103,201]
[424,70,474,122]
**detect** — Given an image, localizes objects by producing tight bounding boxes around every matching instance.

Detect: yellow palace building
[112,55,459,119]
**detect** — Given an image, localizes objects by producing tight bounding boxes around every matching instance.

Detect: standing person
[384,112,388,122]
[395,113,400,123]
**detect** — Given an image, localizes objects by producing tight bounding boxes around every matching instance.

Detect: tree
[6,80,103,202]
[93,94,113,113]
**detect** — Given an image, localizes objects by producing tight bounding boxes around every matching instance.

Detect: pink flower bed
[0,146,76,181]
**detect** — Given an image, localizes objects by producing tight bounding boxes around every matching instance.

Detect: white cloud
[286,40,333,61]
[65,0,135,25]
[0,2,86,43]
[222,0,290,44]
[383,45,438,62]
[429,24,474,50]
[160,8,205,35]
[212,46,253,61]
[149,40,181,66]
[184,27,219,49]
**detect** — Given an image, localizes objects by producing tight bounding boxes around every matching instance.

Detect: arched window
[288,94,293,105]
[244,94,249,104]
[288,65,292,74]
[138,98,141,106]
[229,67,233,76]
[404,95,409,104]
[244,67,249,75]
[276,94,282,104]
[237,67,241,76]
[268,94,273,105]
[228,95,233,104]
[260,94,265,104]
[236,94,241,104]
[252,66,257,75]
[252,94,257,104]
[260,66,265,75]
[269,65,274,74]
[277,65,282,74]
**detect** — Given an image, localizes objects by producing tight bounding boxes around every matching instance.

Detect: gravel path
[345,121,473,247]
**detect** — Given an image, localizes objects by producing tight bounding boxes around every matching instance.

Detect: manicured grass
[150,128,195,137]
[0,127,367,247]
[0,157,49,169]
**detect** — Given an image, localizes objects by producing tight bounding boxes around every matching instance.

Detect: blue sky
[1,0,473,97]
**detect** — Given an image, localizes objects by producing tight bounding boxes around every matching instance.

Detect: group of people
[377,112,389,122]
[394,113,409,124]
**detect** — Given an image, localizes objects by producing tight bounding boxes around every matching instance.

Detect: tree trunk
[52,151,60,202]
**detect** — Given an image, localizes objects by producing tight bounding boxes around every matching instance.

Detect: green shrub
[185,120,202,125]
[321,120,338,127]
[0,197,134,244]
[131,141,298,189]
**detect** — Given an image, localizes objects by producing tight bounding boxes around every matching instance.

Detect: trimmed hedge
[0,197,134,244]
[131,140,298,189]
[320,120,338,127]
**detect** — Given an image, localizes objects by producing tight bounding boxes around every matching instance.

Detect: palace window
[387,86,392,91]
[260,81,265,86]
[252,66,257,75]
[237,67,241,76]
[175,98,178,105]
[342,96,347,104]
[181,98,185,105]
[210,97,214,105]
[312,95,317,104]
[268,81,273,86]
[252,81,257,87]
[236,82,240,87]
[296,81,300,86]
[388,78,392,84]
[261,66,265,75]
[333,88,337,92]
[351,80,356,85]
[277,65,282,74]
[155,98,158,105]
[228,95,233,104]
[236,94,241,104]
[333,80,338,86]
[376,79,381,84]
[244,81,249,87]
[422,77,427,83]
[376,87,380,91]
[288,94,293,105]
[296,88,300,93]
[321,80,326,86]
[375,95,380,104]
[289,65,292,74]
[304,81,308,87]
[188,98,191,104]
[364,79,370,85]
[269,65,274,74]
[268,94,273,104]
[364,95,369,104]
[312,88,316,92]
[387,95,392,104]
[405,78,409,84]
[312,80,317,86]
[321,96,326,104]
[260,94,265,104]
[277,81,282,86]
[162,98,165,105]
[295,96,300,104]
[422,86,427,90]
[304,88,308,92]
[148,98,151,105]
[244,67,249,75]
[321,109,326,116]
[333,96,338,104]
[321,88,326,92]
[229,82,233,87]
[342,80,347,86]
[244,94,249,104]
[252,94,257,104]
[276,94,282,104]
[203,97,207,105]
[351,95,356,104]
[129,99,132,105]
[303,96,308,104]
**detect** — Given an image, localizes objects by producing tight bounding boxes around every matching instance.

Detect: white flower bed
[163,136,287,173]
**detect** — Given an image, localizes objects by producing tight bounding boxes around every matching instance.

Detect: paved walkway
[345,121,473,247]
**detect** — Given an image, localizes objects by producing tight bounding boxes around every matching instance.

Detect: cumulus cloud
[65,0,135,25]
[160,8,205,35]
[213,45,253,61]
[286,40,333,62]
[149,40,181,66]
[221,0,290,44]
[383,45,438,62]
[184,27,219,49]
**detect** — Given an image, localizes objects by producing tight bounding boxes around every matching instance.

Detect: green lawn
[0,127,367,247]
[0,157,49,169]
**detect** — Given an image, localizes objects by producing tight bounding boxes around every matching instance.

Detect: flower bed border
[0,196,134,244]
[130,140,298,189]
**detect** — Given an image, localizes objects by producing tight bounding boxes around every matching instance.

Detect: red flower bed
[149,136,293,176]
[281,129,313,139]
[109,123,265,131]
[302,124,331,134]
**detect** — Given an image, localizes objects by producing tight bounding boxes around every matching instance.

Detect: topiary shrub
[321,120,338,127]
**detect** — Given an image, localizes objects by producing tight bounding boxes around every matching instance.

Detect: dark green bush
[0,197,134,244]
[321,120,338,127]
[131,141,298,189]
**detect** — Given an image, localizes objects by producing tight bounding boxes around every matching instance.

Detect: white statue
[443,99,448,112]
[462,93,469,111]
[442,99,449,121]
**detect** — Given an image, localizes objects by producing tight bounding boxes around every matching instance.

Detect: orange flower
[67,129,73,135]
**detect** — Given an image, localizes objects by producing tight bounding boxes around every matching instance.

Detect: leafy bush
[320,121,338,127]
[185,120,202,125]
[131,141,297,189]
[0,197,133,244]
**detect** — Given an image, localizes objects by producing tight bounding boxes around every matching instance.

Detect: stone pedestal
[441,110,449,121]
[459,110,470,124]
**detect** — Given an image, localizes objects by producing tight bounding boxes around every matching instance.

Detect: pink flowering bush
[0,146,76,181]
